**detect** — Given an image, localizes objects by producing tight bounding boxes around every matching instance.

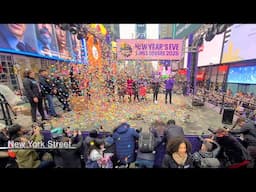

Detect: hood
[85,136,95,145]
[104,136,114,147]
[116,123,130,134]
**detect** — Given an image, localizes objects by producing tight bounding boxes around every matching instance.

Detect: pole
[186,33,194,95]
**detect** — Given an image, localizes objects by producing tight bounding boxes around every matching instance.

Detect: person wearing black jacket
[0,125,9,168]
[165,120,185,142]
[23,70,46,122]
[162,137,194,168]
[53,76,71,112]
[215,128,251,168]
[230,118,256,168]
[39,69,59,117]
[53,130,83,168]
[0,125,8,147]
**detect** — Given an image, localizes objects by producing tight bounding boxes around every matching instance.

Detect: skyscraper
[159,24,172,39]
[104,24,120,41]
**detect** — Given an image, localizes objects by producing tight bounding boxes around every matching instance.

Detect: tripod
[0,92,17,126]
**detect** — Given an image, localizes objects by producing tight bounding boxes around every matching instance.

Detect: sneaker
[52,114,61,118]
[67,108,72,112]
[154,100,158,104]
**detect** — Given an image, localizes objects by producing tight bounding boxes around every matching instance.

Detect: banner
[117,39,183,60]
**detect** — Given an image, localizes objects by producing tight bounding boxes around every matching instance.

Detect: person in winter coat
[215,128,251,168]
[165,119,185,142]
[86,138,113,168]
[126,76,134,103]
[162,137,194,168]
[53,130,83,168]
[0,124,9,168]
[103,136,117,166]
[23,69,46,122]
[151,75,161,104]
[229,118,256,168]
[192,138,221,168]
[150,120,168,168]
[112,122,139,166]
[53,76,71,112]
[164,75,175,104]
[38,69,59,118]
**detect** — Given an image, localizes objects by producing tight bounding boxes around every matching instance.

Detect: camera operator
[229,118,256,168]
[0,124,9,168]
[53,129,83,168]
[0,124,9,147]
[215,128,251,168]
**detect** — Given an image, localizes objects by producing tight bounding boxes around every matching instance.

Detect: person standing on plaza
[22,70,46,122]
[164,74,175,104]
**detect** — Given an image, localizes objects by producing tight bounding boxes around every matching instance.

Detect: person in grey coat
[165,120,185,142]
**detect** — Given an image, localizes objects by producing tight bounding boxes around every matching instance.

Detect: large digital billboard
[227,65,256,84]
[0,24,86,63]
[197,33,225,66]
[222,24,256,63]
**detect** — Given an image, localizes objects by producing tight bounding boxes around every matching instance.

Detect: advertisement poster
[0,24,86,62]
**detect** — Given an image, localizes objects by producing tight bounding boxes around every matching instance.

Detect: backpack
[138,132,155,153]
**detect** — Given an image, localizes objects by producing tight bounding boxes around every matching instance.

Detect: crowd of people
[21,66,178,124]
[195,87,256,122]
[0,116,255,168]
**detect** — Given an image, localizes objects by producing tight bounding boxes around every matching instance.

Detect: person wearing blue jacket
[112,122,139,167]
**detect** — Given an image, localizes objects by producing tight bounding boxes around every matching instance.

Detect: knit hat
[203,140,213,151]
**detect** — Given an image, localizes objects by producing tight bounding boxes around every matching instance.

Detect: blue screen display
[227,65,256,84]
[0,24,87,63]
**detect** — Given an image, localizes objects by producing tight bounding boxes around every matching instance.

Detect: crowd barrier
[41,130,202,154]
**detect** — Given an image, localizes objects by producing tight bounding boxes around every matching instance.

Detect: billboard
[227,65,256,84]
[197,33,225,66]
[222,24,256,63]
[117,39,183,60]
[0,24,87,63]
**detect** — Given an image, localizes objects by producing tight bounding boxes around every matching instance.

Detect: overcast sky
[119,24,159,39]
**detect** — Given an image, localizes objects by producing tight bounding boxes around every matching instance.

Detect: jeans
[45,94,57,116]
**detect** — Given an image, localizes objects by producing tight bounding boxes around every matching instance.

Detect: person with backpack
[135,129,156,168]
[192,138,221,168]
[112,122,139,167]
